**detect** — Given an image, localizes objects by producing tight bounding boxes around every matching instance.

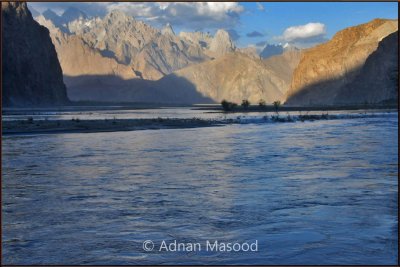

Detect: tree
[241,99,250,109]
[221,100,237,111]
[273,100,281,113]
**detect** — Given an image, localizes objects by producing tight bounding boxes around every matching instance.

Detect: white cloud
[256,3,265,12]
[108,2,244,29]
[279,22,326,42]
[29,2,245,30]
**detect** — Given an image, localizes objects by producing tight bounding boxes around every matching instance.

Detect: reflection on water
[2,114,398,264]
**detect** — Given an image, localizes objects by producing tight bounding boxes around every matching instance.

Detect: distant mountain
[263,49,302,96]
[36,9,244,84]
[209,29,236,57]
[42,9,64,28]
[260,44,284,59]
[42,7,89,33]
[2,2,69,107]
[179,31,213,49]
[161,23,175,36]
[31,7,397,106]
[237,47,260,60]
[35,15,139,95]
[154,52,290,104]
[61,7,88,23]
[131,31,207,80]
[285,19,398,106]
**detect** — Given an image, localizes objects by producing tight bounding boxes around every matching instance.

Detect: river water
[2,110,398,264]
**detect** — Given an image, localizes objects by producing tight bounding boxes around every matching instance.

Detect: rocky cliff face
[2,2,69,107]
[179,31,213,49]
[65,49,302,104]
[260,44,284,59]
[157,52,288,104]
[334,31,398,104]
[209,29,236,57]
[238,47,260,60]
[50,10,210,80]
[29,5,397,106]
[286,19,398,105]
[263,49,302,96]
[36,16,138,80]
[131,26,208,80]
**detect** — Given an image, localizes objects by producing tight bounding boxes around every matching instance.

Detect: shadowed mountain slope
[286,19,398,106]
[335,31,398,105]
[2,2,69,107]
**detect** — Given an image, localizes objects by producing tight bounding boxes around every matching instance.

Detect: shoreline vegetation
[2,101,398,113]
[2,110,397,135]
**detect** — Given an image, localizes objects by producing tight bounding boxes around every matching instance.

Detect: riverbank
[2,118,224,135]
[3,103,397,115]
[2,112,396,135]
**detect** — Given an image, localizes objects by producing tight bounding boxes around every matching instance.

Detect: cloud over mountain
[276,22,327,46]
[29,2,244,30]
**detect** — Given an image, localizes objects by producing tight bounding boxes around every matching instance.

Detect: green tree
[221,100,237,111]
[241,99,250,109]
[273,100,281,113]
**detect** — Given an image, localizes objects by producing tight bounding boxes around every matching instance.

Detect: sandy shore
[2,118,226,135]
[2,111,396,135]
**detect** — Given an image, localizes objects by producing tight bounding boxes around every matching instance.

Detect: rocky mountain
[36,8,241,86]
[41,7,89,33]
[62,7,88,23]
[71,11,210,80]
[209,29,236,57]
[155,52,289,104]
[36,16,138,79]
[179,31,213,49]
[334,31,398,105]
[162,23,175,36]
[260,44,284,59]
[238,47,260,60]
[42,9,61,24]
[263,49,302,95]
[67,16,102,35]
[131,32,207,80]
[286,18,398,105]
[30,7,303,104]
[28,5,397,106]
[2,2,69,107]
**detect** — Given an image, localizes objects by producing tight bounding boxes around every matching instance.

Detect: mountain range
[2,3,398,107]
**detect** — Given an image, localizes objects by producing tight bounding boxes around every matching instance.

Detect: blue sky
[29,2,398,48]
[237,2,398,47]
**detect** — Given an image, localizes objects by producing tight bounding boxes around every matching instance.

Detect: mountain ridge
[2,2,69,107]
[285,18,398,105]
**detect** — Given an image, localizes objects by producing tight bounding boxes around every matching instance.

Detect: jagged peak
[62,7,88,20]
[283,42,300,51]
[162,22,175,36]
[43,9,59,17]
[331,18,397,42]
[209,29,236,55]
[105,9,133,21]
[214,29,230,38]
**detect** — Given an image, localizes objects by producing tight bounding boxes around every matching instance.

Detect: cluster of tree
[220,99,281,112]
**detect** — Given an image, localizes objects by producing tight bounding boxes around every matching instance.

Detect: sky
[28,2,398,49]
